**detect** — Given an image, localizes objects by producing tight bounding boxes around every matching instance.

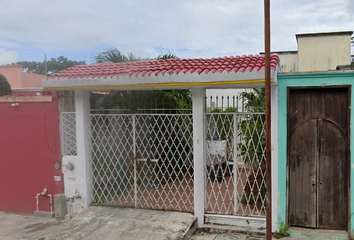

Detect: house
[0,65,44,89]
[208,31,353,111]
[39,29,354,238]
[273,31,354,238]
[272,31,353,72]
[42,55,280,230]
[277,71,354,236]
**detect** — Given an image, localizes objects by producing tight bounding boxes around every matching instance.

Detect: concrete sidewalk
[46,206,197,240]
[0,209,268,240]
[189,226,349,240]
[0,206,197,240]
[1,208,345,240]
[190,230,264,240]
[0,211,62,240]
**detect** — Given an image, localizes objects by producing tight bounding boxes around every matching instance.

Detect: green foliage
[92,47,140,63]
[16,56,85,75]
[148,114,193,184]
[92,47,178,63]
[241,180,266,205]
[92,48,188,113]
[274,222,290,239]
[0,74,12,96]
[156,53,177,60]
[238,88,266,207]
[208,107,237,141]
[238,115,265,167]
[158,89,192,112]
[238,88,266,166]
[100,89,191,113]
[239,88,265,112]
[91,152,132,204]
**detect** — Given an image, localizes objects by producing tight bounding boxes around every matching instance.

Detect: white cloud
[0,0,352,61]
[0,49,18,65]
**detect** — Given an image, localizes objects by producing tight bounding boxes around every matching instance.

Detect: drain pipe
[35,188,53,214]
[47,194,53,215]
[35,193,41,212]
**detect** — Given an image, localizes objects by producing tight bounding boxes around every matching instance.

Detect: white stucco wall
[277,52,298,73]
[297,32,352,71]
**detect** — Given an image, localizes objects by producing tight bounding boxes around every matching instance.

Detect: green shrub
[0,74,11,96]
[274,222,290,239]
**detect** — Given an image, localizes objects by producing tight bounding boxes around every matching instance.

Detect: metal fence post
[233,113,238,214]
[133,114,137,208]
[192,88,206,227]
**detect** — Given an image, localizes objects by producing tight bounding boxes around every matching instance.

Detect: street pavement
[0,208,345,240]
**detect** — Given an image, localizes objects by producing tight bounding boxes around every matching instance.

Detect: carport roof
[43,54,279,90]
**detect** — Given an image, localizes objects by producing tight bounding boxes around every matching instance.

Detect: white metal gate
[89,113,194,212]
[60,111,266,217]
[205,112,266,217]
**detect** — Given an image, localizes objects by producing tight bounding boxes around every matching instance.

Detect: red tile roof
[49,54,279,79]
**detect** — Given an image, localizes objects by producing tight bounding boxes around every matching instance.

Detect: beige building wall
[276,51,298,73]
[0,65,44,89]
[297,31,352,71]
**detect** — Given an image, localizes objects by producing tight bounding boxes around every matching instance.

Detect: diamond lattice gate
[61,112,77,156]
[60,111,265,217]
[205,112,266,217]
[89,113,194,212]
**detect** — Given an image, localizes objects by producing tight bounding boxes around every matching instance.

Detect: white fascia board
[43,69,276,90]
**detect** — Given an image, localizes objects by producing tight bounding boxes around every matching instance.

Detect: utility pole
[44,54,47,77]
[264,0,272,239]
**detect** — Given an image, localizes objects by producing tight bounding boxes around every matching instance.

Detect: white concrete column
[192,88,206,227]
[74,90,92,208]
[271,84,279,232]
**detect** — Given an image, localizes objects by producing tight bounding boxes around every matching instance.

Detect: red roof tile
[48,54,279,80]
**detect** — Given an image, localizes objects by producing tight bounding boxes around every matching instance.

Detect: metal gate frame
[205,112,266,218]
[60,111,266,219]
[89,113,194,212]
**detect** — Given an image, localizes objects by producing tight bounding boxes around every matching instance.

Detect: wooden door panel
[323,89,349,134]
[288,87,349,230]
[318,120,348,230]
[289,119,317,227]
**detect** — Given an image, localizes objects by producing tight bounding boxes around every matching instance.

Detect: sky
[0,0,353,65]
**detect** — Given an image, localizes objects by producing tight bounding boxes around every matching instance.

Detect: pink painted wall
[0,90,64,213]
[21,72,45,88]
[0,65,44,89]
[0,65,22,88]
[12,90,44,96]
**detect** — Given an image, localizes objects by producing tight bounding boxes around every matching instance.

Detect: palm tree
[100,89,191,113]
[156,53,177,60]
[92,47,140,63]
[238,88,265,112]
